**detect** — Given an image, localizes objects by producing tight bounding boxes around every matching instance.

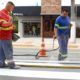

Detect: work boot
[7,62,20,69]
[58,54,67,61]
[0,62,7,68]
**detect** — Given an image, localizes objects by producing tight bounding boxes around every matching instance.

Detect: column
[18,18,24,38]
[70,0,76,43]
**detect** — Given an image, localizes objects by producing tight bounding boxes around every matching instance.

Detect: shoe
[10,65,20,69]
[0,65,5,68]
[58,54,67,61]
[0,62,7,68]
[8,62,20,69]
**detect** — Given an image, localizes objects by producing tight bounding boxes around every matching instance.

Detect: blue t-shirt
[54,16,70,36]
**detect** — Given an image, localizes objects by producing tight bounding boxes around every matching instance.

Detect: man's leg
[2,40,20,69]
[0,40,6,67]
[64,35,69,54]
[58,35,69,60]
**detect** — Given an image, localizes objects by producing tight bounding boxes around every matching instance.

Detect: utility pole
[70,0,76,43]
[71,0,75,21]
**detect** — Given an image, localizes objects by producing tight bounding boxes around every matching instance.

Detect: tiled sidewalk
[12,38,80,49]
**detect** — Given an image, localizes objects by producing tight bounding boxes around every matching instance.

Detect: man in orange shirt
[0,1,20,69]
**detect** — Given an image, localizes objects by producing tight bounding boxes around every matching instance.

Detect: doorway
[43,15,59,37]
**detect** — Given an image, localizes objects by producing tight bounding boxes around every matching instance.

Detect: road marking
[13,60,80,69]
[0,69,80,80]
[14,60,80,64]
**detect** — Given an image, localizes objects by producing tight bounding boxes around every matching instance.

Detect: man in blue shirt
[54,9,70,61]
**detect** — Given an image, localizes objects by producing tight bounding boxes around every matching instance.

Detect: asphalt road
[13,48,80,61]
[0,48,80,80]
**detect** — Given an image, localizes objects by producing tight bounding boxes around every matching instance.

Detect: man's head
[61,9,68,17]
[5,1,15,12]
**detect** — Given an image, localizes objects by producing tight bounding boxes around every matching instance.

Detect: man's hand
[53,34,57,39]
[13,25,16,30]
[53,28,57,39]
[9,25,16,30]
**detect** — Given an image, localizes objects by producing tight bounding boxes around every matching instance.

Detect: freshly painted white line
[15,62,63,66]
[0,69,80,80]
[14,60,80,64]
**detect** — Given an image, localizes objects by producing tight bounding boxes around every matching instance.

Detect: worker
[54,9,70,61]
[0,1,20,69]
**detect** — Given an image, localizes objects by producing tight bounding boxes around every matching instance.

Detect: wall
[41,0,61,15]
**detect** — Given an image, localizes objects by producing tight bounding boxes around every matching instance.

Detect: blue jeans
[0,40,13,66]
[58,34,69,56]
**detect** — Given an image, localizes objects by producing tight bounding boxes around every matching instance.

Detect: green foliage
[14,21,18,33]
[9,12,18,33]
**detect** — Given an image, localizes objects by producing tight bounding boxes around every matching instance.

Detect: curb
[13,43,79,49]
[15,62,80,69]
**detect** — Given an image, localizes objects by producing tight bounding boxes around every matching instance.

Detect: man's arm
[1,21,13,28]
[53,18,59,38]
[0,19,15,30]
[0,11,13,28]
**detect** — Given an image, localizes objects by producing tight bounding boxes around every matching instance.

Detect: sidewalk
[12,37,80,49]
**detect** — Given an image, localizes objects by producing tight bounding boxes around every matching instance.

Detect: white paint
[14,60,80,64]
[0,69,80,80]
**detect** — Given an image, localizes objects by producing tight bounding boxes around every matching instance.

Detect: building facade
[13,5,80,39]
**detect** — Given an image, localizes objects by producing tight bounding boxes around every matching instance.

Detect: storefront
[13,6,41,37]
[13,6,59,38]
[13,6,80,39]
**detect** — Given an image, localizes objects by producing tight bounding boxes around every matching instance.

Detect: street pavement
[12,37,80,49]
[0,38,80,80]
[13,48,80,61]
[12,37,80,61]
[12,38,80,70]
